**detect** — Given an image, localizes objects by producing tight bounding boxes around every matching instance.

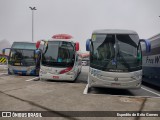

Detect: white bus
[36,34,82,81]
[86,29,151,89]
[142,33,160,87]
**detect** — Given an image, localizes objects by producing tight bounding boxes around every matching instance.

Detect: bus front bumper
[88,74,142,89]
[8,66,38,76]
[40,72,76,81]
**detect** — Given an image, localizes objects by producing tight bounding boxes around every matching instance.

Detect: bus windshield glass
[12,42,36,50]
[42,41,75,67]
[8,49,36,66]
[90,34,142,72]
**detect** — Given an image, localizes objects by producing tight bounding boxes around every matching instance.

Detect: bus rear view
[86,29,151,89]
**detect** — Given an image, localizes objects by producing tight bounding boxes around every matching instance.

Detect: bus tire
[79,70,81,75]
[71,78,77,83]
[8,69,12,75]
[88,86,91,93]
[70,75,78,83]
[40,78,45,81]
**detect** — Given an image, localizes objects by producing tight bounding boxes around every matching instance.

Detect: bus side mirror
[137,52,142,61]
[139,39,151,53]
[75,42,79,51]
[86,39,91,51]
[36,41,41,49]
[2,48,11,56]
[35,50,40,58]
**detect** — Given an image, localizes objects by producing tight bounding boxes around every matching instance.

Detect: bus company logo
[114,77,118,81]
[2,112,11,117]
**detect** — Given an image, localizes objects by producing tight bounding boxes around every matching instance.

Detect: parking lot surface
[0,66,160,120]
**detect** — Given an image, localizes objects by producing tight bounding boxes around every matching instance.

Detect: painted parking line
[83,84,89,94]
[0,65,8,69]
[0,73,8,76]
[83,85,160,98]
[141,87,160,97]
[25,77,40,81]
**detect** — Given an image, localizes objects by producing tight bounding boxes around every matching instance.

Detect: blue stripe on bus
[143,67,160,87]
[30,69,36,75]
[13,69,36,75]
[143,66,160,76]
[143,77,160,87]
[13,70,27,75]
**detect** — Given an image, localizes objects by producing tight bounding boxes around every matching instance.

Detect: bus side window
[76,55,78,65]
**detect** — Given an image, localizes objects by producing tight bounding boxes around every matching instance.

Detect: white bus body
[36,34,82,81]
[86,29,151,89]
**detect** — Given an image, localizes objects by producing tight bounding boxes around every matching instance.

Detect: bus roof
[12,42,36,50]
[48,39,75,43]
[12,41,36,45]
[92,29,137,35]
[148,33,160,41]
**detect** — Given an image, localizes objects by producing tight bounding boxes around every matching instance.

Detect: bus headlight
[132,75,142,80]
[66,71,74,75]
[131,73,142,80]
[40,69,47,74]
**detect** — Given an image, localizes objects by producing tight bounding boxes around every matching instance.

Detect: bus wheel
[79,70,81,75]
[71,78,76,83]
[40,78,45,81]
[88,86,91,93]
[70,76,78,83]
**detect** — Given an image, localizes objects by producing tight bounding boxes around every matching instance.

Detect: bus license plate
[53,76,59,79]
[17,72,22,74]
[111,83,121,86]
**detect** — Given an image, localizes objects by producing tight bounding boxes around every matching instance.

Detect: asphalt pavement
[0,66,160,120]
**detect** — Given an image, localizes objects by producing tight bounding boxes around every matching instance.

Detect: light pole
[29,7,37,42]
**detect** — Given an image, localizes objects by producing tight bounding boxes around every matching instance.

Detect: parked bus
[36,34,82,81]
[2,42,40,76]
[86,29,151,89]
[142,33,160,87]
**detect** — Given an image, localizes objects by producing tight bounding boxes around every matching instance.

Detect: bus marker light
[52,34,72,39]
[75,42,79,51]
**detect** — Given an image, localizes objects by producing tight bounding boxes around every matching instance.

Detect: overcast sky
[0,0,160,52]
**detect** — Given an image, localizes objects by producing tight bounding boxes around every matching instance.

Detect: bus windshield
[42,41,75,67]
[90,34,142,72]
[9,49,36,66]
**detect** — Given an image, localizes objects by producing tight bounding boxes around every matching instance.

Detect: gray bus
[142,33,160,87]
[86,29,151,89]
